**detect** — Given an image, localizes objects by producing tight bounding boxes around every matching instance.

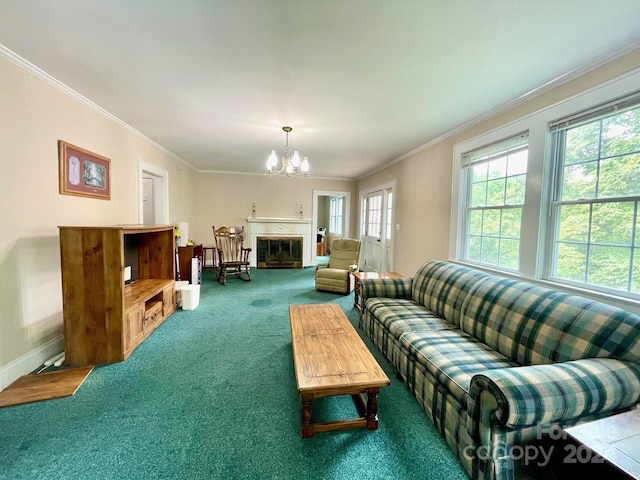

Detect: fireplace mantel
[246,217,313,267]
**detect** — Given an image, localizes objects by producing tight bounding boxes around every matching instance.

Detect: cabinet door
[124,306,145,355]
[162,285,176,318]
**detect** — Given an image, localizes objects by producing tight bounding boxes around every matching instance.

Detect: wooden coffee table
[289,303,390,438]
[353,271,405,311]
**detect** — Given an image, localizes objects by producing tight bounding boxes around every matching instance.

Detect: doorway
[312,190,351,262]
[138,160,169,224]
[359,182,395,272]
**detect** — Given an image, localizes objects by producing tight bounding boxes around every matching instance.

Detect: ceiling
[1,1,640,180]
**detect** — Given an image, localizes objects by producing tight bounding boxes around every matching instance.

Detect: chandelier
[266,126,309,177]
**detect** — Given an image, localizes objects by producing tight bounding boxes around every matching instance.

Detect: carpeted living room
[0,268,469,479]
[2,3,640,480]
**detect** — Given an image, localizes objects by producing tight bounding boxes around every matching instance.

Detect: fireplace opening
[257,236,303,269]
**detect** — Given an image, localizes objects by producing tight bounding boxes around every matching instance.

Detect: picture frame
[58,140,111,200]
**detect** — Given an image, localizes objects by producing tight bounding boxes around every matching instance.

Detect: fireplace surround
[246,217,314,267]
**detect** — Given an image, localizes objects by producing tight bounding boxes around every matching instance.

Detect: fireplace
[246,217,314,267]
[257,236,303,269]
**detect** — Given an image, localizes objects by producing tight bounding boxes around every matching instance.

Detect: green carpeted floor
[0,268,467,480]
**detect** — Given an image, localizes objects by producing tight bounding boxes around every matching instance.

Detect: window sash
[549,90,640,133]
[548,98,640,296]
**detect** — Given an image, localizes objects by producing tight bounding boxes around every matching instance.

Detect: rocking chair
[212,225,252,285]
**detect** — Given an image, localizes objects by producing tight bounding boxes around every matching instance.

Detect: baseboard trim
[0,336,64,391]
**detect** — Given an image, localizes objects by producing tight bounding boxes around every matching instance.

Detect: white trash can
[175,281,190,308]
[181,284,200,310]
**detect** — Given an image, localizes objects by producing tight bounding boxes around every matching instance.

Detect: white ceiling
[1,1,640,179]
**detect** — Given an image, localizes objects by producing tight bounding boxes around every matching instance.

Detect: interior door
[141,176,155,225]
[361,191,384,272]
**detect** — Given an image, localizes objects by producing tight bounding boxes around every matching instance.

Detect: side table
[564,408,640,478]
[202,245,217,272]
[352,271,405,312]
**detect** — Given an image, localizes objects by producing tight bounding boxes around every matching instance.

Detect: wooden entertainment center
[59,225,176,366]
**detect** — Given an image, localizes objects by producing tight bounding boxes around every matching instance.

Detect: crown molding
[357,41,640,181]
[0,43,193,170]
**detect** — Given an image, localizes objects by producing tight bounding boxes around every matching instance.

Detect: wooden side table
[352,271,405,312]
[177,244,203,283]
[202,245,216,272]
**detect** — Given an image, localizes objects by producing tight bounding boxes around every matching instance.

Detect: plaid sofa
[359,260,640,479]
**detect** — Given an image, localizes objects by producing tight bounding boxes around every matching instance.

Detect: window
[329,196,344,235]
[549,97,640,295]
[461,134,528,270]
[452,71,640,308]
[366,193,382,238]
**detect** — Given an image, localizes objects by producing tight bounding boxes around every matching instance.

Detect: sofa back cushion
[459,276,640,365]
[411,261,490,327]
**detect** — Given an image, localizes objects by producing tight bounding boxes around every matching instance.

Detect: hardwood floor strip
[0,366,94,408]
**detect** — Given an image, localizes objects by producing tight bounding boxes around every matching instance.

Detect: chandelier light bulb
[291,151,301,167]
[266,150,277,170]
[301,157,309,172]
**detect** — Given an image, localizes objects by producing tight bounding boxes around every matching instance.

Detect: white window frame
[460,133,529,271]
[450,67,640,314]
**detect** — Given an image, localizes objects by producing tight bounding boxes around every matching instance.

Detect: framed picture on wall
[58,140,111,200]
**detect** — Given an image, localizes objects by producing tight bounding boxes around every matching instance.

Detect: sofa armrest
[360,277,413,303]
[468,358,640,431]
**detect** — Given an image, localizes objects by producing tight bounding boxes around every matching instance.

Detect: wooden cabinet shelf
[59,225,176,366]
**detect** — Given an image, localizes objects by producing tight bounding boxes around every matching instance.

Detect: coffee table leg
[301,393,313,438]
[366,388,380,430]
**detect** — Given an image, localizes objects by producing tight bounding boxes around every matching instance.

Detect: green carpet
[0,268,467,480]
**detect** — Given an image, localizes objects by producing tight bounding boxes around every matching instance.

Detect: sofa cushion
[364,297,452,338]
[411,260,491,327]
[460,276,640,365]
[399,329,517,407]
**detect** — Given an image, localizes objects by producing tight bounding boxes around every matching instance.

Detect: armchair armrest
[360,277,413,303]
[314,262,329,277]
[469,358,640,431]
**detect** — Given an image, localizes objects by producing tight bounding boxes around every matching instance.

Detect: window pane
[555,242,587,282]
[468,236,482,261]
[598,153,640,199]
[565,122,601,165]
[591,202,634,246]
[588,245,632,291]
[482,209,501,236]
[601,107,640,157]
[488,157,507,180]
[506,174,526,205]
[469,210,483,235]
[633,249,640,293]
[472,163,488,183]
[500,208,521,238]
[561,161,597,201]
[471,182,487,207]
[558,204,590,242]
[636,209,640,247]
[499,238,519,269]
[481,237,499,265]
[486,178,506,206]
[507,150,528,176]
